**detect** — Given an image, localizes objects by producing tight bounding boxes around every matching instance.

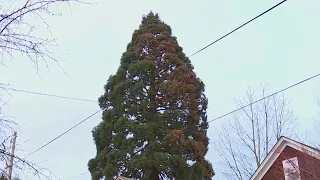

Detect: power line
[13,109,101,170]
[25,109,101,158]
[188,0,287,58]
[13,109,101,168]
[67,171,89,180]
[208,73,320,123]
[6,87,97,103]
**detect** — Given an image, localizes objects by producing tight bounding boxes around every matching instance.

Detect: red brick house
[250,136,320,180]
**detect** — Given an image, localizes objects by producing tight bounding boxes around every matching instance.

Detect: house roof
[250,136,320,180]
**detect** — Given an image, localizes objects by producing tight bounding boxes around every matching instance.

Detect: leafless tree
[0,0,91,70]
[213,85,297,180]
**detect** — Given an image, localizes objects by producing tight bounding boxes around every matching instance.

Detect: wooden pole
[8,132,17,180]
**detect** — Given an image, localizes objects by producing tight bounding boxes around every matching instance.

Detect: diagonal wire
[188,0,287,58]
[25,109,102,158]
[13,109,102,169]
[67,171,89,180]
[208,73,320,123]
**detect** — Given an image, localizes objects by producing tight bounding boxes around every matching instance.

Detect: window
[282,157,301,180]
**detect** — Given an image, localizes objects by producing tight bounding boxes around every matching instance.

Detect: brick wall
[262,146,320,180]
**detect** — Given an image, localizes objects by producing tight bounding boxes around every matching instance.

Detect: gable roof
[250,136,320,180]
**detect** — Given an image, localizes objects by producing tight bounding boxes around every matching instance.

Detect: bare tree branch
[0,0,93,72]
[0,139,60,180]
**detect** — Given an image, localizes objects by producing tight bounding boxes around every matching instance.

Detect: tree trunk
[150,166,160,180]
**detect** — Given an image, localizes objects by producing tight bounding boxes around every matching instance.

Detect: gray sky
[1,0,320,179]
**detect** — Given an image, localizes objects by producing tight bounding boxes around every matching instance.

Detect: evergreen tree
[88,12,214,180]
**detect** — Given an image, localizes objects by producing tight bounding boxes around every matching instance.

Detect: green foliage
[88,12,214,180]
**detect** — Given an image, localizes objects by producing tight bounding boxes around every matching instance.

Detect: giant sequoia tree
[88,12,214,180]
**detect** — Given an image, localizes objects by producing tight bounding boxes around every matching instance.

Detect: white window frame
[282,157,301,180]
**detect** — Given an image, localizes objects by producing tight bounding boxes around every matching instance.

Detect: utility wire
[13,109,101,168]
[25,109,101,158]
[19,83,140,158]
[188,0,287,58]
[6,87,97,103]
[67,171,89,180]
[208,73,320,123]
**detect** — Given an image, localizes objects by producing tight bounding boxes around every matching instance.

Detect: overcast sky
[1,0,320,179]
